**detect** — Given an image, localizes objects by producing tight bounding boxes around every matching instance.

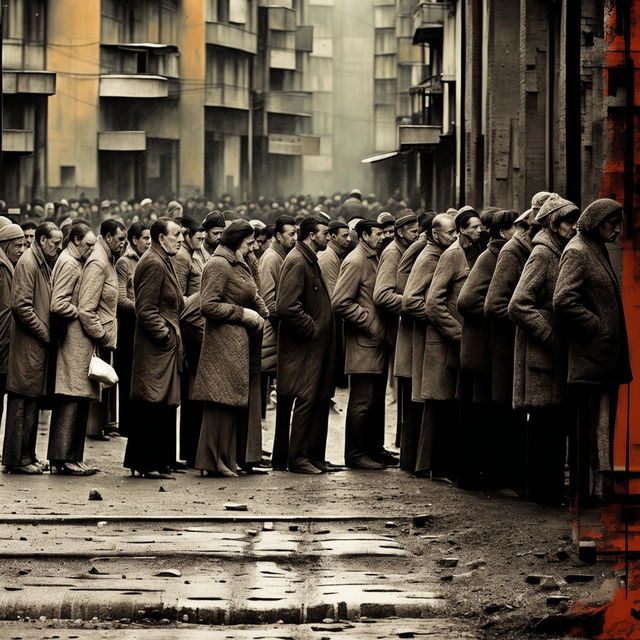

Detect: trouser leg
[345,374,385,463]
[48,396,90,463]
[3,393,40,468]
[272,394,294,469]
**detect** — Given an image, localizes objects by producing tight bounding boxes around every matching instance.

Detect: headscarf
[219,219,253,249]
[534,194,578,226]
[577,198,623,233]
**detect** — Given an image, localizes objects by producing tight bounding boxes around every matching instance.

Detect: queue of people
[0,190,631,510]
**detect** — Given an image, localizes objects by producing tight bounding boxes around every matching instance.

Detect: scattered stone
[540,577,561,591]
[547,595,571,606]
[452,571,474,581]
[565,574,595,583]
[466,559,486,569]
[412,514,433,528]
[154,569,181,577]
[555,550,569,561]
[263,522,274,531]
[245,529,258,536]
[159,618,170,625]
[17,569,30,575]
[384,521,398,528]
[88,490,102,501]
[439,575,453,582]
[97,521,107,528]
[398,631,416,638]
[439,557,459,568]
[88,567,106,575]
[310,623,349,632]
[483,603,503,614]
[322,618,334,623]
[289,525,299,532]
[534,552,547,559]
[158,486,167,493]
[315,529,330,534]
[119,618,131,624]
[224,502,248,511]
[525,574,554,585]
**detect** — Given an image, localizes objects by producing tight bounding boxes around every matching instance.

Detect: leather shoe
[289,460,322,474]
[346,457,385,470]
[373,449,399,466]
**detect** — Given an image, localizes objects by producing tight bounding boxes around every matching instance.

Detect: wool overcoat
[131,244,185,406]
[422,239,470,401]
[393,235,428,378]
[173,244,202,297]
[51,244,99,399]
[332,240,387,375]
[6,243,52,397]
[192,245,267,407]
[115,246,138,315]
[553,201,632,386]
[276,241,334,399]
[402,240,444,401]
[258,241,287,374]
[484,232,532,404]
[0,248,15,376]
[508,228,568,409]
[318,239,347,298]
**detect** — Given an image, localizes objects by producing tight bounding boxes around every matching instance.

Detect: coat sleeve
[331,257,369,330]
[484,248,519,321]
[199,259,245,324]
[552,246,599,340]
[508,251,553,345]
[258,253,280,319]
[51,261,80,320]
[11,259,49,344]
[402,254,432,320]
[457,253,492,320]
[373,250,402,315]
[276,257,315,339]
[172,250,191,297]
[135,261,173,345]
[425,250,462,342]
[78,261,108,342]
[318,251,339,298]
[115,257,135,314]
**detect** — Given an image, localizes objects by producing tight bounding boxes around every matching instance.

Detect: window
[60,166,76,188]
[229,0,247,24]
[217,0,229,22]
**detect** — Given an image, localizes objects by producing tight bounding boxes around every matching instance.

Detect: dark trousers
[114,324,134,436]
[344,373,386,464]
[47,396,91,463]
[288,393,331,467]
[527,406,569,506]
[272,395,294,470]
[124,400,177,473]
[179,372,203,468]
[3,393,40,468]
[333,317,348,390]
[415,400,457,479]
[0,373,6,427]
[398,377,422,471]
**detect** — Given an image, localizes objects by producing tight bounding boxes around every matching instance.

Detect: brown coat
[553,227,632,386]
[276,241,334,399]
[393,235,428,378]
[484,233,532,404]
[115,246,138,315]
[422,239,470,401]
[131,244,185,406]
[173,244,203,297]
[0,249,15,375]
[258,241,287,373]
[332,240,387,375]
[318,239,347,298]
[402,240,444,401]
[6,243,52,397]
[508,228,568,409]
[192,245,267,407]
[51,244,98,399]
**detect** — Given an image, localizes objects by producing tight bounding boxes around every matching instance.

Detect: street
[0,389,614,639]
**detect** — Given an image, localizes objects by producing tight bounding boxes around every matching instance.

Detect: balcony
[296,26,314,52]
[2,130,35,153]
[267,133,320,156]
[259,0,293,7]
[206,22,257,54]
[3,71,56,95]
[266,6,296,31]
[99,75,169,99]
[411,74,443,96]
[269,47,297,70]
[266,91,312,116]
[398,124,441,146]
[397,37,422,64]
[205,84,250,110]
[98,131,146,151]
[412,1,453,45]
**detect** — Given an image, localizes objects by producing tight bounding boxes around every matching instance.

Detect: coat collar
[125,244,140,262]
[511,232,533,255]
[576,230,620,291]
[213,244,242,265]
[0,247,14,276]
[65,241,84,262]
[426,239,446,256]
[327,238,347,258]
[31,241,52,277]
[487,237,506,255]
[95,236,116,264]
[357,239,379,261]
[271,240,288,261]
[294,239,319,265]
[533,228,563,257]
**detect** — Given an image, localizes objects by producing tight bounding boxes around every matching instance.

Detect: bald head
[431,213,457,248]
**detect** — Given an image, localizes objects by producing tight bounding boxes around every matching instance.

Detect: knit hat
[394,212,418,230]
[202,210,226,230]
[140,197,153,207]
[377,212,395,226]
[0,216,12,230]
[355,219,383,236]
[0,223,25,242]
[220,219,253,248]
[455,205,480,231]
[534,194,578,224]
[577,198,623,233]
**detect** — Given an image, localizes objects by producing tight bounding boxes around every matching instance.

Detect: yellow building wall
[46,0,101,199]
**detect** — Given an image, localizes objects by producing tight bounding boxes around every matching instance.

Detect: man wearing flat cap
[332,219,388,470]
[202,210,226,259]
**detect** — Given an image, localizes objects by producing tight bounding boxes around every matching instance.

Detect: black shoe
[373,450,399,466]
[289,459,322,474]
[346,457,385,470]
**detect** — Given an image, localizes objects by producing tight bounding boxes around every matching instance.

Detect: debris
[398,631,416,638]
[245,529,258,536]
[565,574,595,583]
[540,577,561,591]
[158,486,167,493]
[438,557,459,568]
[88,567,106,575]
[483,604,503,614]
[384,521,398,528]
[96,521,107,528]
[263,522,274,531]
[525,574,554,585]
[17,569,30,575]
[555,550,569,561]
[88,489,102,501]
[224,502,248,511]
[289,525,299,532]
[466,559,486,569]
[322,618,334,623]
[452,571,474,581]
[154,569,181,577]
[547,595,571,606]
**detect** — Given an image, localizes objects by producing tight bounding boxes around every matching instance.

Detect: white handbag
[88,351,119,387]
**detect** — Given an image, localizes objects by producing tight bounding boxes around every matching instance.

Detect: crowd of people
[0,188,631,508]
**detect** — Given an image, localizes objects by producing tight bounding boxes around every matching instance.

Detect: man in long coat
[332,219,389,470]
[3,222,62,473]
[275,217,334,473]
[259,215,296,467]
[553,198,632,504]
[124,217,185,478]
[173,216,206,297]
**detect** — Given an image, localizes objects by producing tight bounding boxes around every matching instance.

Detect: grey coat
[0,249,14,376]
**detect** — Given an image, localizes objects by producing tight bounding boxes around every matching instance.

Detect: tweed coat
[51,244,98,399]
[6,243,52,398]
[373,238,409,351]
[318,239,347,298]
[484,232,532,404]
[553,200,632,386]
[192,245,267,407]
[394,235,428,378]
[422,239,470,400]
[258,241,287,374]
[276,241,334,399]
[508,228,568,409]
[131,244,185,406]
[402,240,444,401]
[332,240,388,375]
[115,246,138,315]
[0,248,15,376]
[173,244,202,297]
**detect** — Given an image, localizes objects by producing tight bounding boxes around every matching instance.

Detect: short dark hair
[181,215,203,237]
[100,218,126,237]
[489,209,519,239]
[68,223,93,245]
[21,221,38,232]
[127,221,149,244]
[299,216,328,241]
[355,219,383,238]
[35,221,60,243]
[274,215,296,235]
[150,217,180,243]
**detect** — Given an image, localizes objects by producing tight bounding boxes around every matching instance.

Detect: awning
[361,151,399,164]
[102,43,179,53]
